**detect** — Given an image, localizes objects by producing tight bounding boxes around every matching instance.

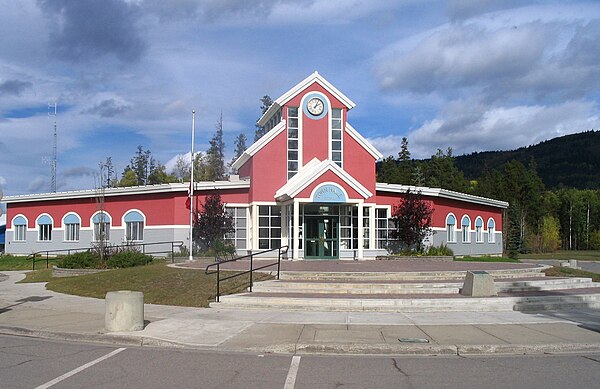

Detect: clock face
[307,97,324,116]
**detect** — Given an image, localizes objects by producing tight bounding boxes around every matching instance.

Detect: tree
[206,114,227,181]
[119,168,138,186]
[254,95,273,142]
[229,133,247,174]
[172,154,191,182]
[396,137,413,184]
[193,193,234,253]
[423,148,469,192]
[390,190,434,252]
[148,163,177,184]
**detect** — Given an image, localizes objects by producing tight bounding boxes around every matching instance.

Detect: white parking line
[35,347,126,389]
[284,355,301,389]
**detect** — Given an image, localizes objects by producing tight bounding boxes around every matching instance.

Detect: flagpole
[189,109,195,262]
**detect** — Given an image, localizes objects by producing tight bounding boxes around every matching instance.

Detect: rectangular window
[331,108,343,167]
[65,223,80,241]
[126,221,144,241]
[363,207,370,249]
[287,107,299,179]
[258,205,281,250]
[38,224,52,241]
[375,208,391,249]
[94,222,110,241]
[225,207,247,250]
[14,225,26,241]
[462,227,470,243]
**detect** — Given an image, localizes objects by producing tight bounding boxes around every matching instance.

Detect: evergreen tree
[423,148,469,192]
[254,95,273,142]
[206,114,227,180]
[229,133,247,173]
[397,137,413,184]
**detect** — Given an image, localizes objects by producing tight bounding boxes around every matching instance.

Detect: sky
[1,0,599,198]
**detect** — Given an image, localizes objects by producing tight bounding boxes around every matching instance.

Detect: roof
[232,119,286,170]
[275,158,373,201]
[346,123,383,160]
[258,71,356,127]
[3,181,250,204]
[376,183,509,209]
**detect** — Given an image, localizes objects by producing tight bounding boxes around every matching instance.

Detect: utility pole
[189,110,196,262]
[48,102,57,193]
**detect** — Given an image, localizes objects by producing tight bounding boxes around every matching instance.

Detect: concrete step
[211,291,600,312]
[278,267,548,281]
[251,277,596,295]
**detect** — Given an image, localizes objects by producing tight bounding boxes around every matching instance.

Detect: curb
[3,325,600,356]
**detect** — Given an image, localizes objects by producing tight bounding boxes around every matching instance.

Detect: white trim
[232,120,286,169]
[345,123,383,160]
[258,71,356,127]
[376,183,509,209]
[460,214,471,243]
[4,181,249,204]
[61,212,81,228]
[11,214,28,228]
[36,213,54,226]
[309,182,350,203]
[275,158,373,201]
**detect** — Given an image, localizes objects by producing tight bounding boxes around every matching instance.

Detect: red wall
[296,170,367,200]
[375,191,503,229]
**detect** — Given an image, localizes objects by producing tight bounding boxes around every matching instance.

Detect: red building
[4,72,507,259]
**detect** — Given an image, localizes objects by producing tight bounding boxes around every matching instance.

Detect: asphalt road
[2,335,600,388]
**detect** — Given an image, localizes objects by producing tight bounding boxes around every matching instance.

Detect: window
[446,214,456,243]
[363,207,370,249]
[487,218,496,243]
[225,207,247,249]
[13,216,27,241]
[287,107,299,178]
[264,108,281,133]
[63,213,80,242]
[37,214,52,241]
[340,205,358,250]
[475,217,483,243]
[124,211,144,241]
[92,212,111,241]
[461,215,471,243]
[331,108,343,167]
[258,205,281,250]
[375,208,392,249]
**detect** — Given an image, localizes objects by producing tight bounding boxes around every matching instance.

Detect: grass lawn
[0,255,57,271]
[19,262,272,308]
[454,256,520,263]
[521,250,600,261]
[544,266,600,282]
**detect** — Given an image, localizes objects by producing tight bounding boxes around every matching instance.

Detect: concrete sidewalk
[2,271,600,356]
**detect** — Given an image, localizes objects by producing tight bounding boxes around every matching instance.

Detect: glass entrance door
[304,216,338,259]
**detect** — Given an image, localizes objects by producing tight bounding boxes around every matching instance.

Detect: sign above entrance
[312,184,346,203]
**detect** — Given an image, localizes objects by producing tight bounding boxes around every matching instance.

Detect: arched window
[63,213,81,242]
[92,212,111,241]
[487,218,496,243]
[446,214,456,243]
[461,215,471,243]
[475,217,484,243]
[12,215,27,242]
[36,214,53,241]
[124,211,144,241]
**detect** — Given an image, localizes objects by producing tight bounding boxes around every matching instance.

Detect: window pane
[288,161,298,171]
[288,128,298,138]
[288,107,298,117]
[288,140,298,149]
[288,118,298,128]
[332,108,342,119]
[288,151,298,160]
[332,141,341,151]
[332,152,342,161]
[332,130,341,140]
[259,206,269,215]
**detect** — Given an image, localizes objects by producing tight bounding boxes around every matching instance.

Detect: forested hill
[454,130,600,190]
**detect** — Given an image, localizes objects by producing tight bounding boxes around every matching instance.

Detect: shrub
[107,250,153,268]
[426,244,454,256]
[57,251,101,269]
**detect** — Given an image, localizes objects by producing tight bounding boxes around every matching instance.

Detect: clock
[307,97,324,116]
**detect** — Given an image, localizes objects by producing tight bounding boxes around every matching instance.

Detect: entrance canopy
[275,158,372,202]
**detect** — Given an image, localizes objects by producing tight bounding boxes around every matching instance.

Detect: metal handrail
[205,246,289,302]
[27,240,185,270]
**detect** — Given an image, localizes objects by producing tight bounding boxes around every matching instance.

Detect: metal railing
[205,246,289,302]
[28,240,185,270]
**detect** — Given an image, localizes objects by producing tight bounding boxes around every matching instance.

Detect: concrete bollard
[461,271,498,297]
[569,259,578,269]
[105,291,144,332]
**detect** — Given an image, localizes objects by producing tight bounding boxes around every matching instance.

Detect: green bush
[57,251,101,269]
[107,250,153,268]
[426,244,454,256]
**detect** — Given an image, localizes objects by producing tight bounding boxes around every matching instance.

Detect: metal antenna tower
[48,102,57,193]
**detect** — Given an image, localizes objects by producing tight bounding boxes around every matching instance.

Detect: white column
[293,200,300,260]
[370,207,376,250]
[281,204,288,247]
[251,204,258,251]
[357,202,364,259]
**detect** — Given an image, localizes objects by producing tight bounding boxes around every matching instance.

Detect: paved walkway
[2,269,600,355]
